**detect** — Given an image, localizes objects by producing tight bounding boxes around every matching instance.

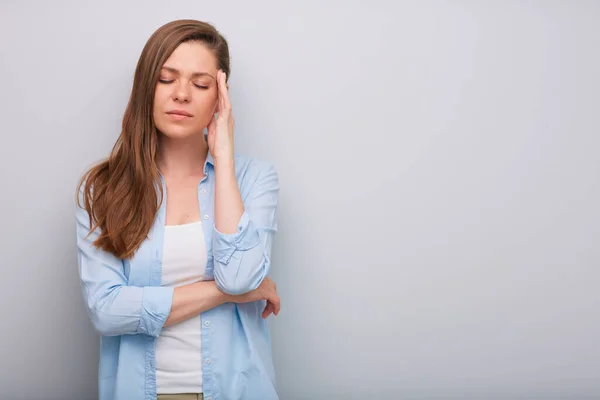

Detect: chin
[157,123,203,139]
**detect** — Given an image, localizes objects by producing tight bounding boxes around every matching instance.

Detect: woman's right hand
[229,277,280,319]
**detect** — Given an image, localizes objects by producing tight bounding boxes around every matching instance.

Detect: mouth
[166,110,193,118]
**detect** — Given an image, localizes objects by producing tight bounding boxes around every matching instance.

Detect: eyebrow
[161,66,214,79]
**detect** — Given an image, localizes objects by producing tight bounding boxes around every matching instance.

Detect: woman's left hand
[207,69,235,162]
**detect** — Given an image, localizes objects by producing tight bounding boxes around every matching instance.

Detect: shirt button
[205,358,211,364]
[204,320,211,327]
[203,215,209,220]
[206,397,212,400]
[200,188,207,193]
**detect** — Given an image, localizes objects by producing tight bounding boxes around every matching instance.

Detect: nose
[172,81,191,103]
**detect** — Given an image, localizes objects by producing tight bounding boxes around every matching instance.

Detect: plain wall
[0,1,599,399]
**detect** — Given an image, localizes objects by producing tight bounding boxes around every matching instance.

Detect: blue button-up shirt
[76,153,280,400]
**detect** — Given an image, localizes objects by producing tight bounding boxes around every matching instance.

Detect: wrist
[207,281,232,304]
[213,154,235,169]
[216,286,235,304]
[221,293,235,304]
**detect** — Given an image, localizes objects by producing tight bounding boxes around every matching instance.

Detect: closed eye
[158,79,208,90]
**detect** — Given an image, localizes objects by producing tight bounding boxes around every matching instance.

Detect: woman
[76,19,281,400]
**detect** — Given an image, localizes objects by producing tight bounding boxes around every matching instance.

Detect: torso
[90,155,280,400]
[155,221,207,394]
[157,172,209,394]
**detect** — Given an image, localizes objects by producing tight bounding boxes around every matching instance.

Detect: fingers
[262,299,280,319]
[217,70,231,113]
[262,301,274,319]
[267,289,281,316]
[264,278,279,313]
[274,297,280,315]
[261,287,280,319]
[258,277,280,318]
[207,110,217,136]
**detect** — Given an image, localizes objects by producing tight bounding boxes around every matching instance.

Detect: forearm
[214,157,244,234]
[164,280,230,327]
[211,162,279,295]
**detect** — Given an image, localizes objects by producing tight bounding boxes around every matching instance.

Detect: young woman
[76,19,281,400]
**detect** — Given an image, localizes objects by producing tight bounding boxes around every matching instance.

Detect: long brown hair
[77,19,230,259]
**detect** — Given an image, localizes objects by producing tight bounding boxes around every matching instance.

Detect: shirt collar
[204,151,215,172]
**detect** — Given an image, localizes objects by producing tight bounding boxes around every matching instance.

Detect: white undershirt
[156,221,207,394]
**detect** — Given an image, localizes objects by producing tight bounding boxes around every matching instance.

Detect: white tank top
[155,221,207,394]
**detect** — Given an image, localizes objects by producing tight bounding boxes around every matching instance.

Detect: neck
[157,132,209,178]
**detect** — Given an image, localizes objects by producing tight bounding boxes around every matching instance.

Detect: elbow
[88,310,124,337]
[86,297,118,336]
[212,242,272,295]
[214,263,267,296]
[85,285,171,337]
[215,275,261,296]
[86,297,140,337]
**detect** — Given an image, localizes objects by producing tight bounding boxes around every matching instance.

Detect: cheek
[152,89,165,115]
[206,90,218,111]
[152,89,170,129]
[195,94,218,119]
[154,85,169,103]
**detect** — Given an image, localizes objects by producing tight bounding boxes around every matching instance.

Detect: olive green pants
[157,394,203,400]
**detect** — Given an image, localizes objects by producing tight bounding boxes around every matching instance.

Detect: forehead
[162,41,217,72]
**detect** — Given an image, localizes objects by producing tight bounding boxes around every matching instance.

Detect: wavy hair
[77,19,230,259]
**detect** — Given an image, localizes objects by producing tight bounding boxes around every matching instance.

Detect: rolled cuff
[212,211,260,265]
[137,286,174,337]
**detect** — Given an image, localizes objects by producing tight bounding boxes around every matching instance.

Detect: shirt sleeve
[75,191,174,337]
[212,163,279,295]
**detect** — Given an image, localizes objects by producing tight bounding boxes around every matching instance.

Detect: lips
[166,110,193,117]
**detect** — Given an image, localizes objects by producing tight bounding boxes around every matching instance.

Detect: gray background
[1,1,599,399]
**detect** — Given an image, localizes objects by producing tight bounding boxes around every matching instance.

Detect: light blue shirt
[76,153,280,400]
